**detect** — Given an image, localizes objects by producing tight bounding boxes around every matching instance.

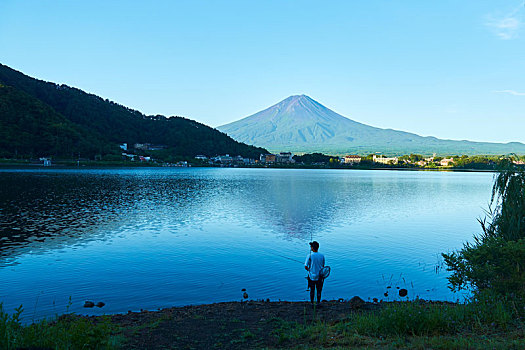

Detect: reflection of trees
[0,170,212,266]
[0,168,438,265]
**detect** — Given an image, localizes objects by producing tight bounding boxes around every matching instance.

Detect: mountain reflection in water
[0,168,493,320]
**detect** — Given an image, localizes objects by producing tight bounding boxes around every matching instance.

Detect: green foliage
[347,298,515,337]
[487,158,525,241]
[0,303,119,349]
[0,85,110,158]
[293,153,333,164]
[0,304,24,350]
[0,64,267,160]
[269,299,521,348]
[408,154,424,162]
[443,158,525,299]
[451,155,497,169]
[443,238,525,297]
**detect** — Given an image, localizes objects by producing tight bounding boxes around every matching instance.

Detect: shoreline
[74,298,521,349]
[5,298,523,348]
[0,162,498,173]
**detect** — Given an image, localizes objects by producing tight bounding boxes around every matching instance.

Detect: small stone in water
[83,301,95,308]
[96,302,105,308]
[399,289,408,297]
[243,292,249,299]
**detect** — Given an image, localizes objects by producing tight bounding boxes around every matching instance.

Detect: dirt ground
[107,299,378,349]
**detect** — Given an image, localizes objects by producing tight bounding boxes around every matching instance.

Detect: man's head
[309,241,319,252]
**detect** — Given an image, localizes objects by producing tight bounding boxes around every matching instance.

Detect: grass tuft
[0,303,120,349]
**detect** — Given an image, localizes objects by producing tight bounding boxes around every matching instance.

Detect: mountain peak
[218,95,525,155]
[286,94,318,103]
[217,95,358,148]
[264,94,334,120]
[277,94,312,107]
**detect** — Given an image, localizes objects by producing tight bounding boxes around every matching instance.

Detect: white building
[440,158,454,166]
[344,155,362,164]
[373,155,398,165]
[276,152,294,163]
[213,154,233,163]
[39,157,52,166]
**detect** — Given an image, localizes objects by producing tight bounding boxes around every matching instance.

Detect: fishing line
[273,252,304,265]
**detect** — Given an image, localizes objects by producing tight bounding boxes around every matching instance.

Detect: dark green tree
[443,158,525,301]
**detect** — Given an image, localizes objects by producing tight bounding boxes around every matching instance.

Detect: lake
[0,167,494,320]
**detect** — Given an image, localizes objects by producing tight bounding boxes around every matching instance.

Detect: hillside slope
[218,95,525,155]
[0,84,110,158]
[0,64,267,159]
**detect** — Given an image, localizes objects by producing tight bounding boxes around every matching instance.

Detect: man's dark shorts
[307,277,324,291]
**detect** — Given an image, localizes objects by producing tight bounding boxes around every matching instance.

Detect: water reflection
[0,170,216,265]
[0,168,493,263]
[0,168,494,320]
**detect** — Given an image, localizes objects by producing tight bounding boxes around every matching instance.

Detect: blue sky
[1,0,524,143]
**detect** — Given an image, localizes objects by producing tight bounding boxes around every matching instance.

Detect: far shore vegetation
[2,152,524,172]
[2,156,525,348]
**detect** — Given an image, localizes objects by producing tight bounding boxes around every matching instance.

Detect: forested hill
[0,64,267,159]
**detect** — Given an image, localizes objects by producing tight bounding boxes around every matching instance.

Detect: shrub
[443,158,525,301]
[0,303,118,349]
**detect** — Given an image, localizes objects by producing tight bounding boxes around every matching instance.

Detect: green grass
[270,299,525,349]
[0,303,120,350]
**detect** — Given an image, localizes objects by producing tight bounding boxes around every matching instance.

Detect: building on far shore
[440,158,454,166]
[373,155,398,165]
[260,152,294,164]
[39,157,52,166]
[213,154,233,164]
[344,155,361,164]
[425,153,436,162]
[134,143,167,151]
[265,154,276,163]
[259,154,276,164]
[122,153,137,161]
[276,152,294,163]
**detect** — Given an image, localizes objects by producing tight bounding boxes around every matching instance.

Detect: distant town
[20,141,523,170]
[93,142,524,170]
[189,152,523,170]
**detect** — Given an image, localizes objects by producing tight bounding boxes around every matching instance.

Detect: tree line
[0,64,267,160]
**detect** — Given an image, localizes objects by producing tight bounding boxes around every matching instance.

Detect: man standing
[304,241,325,305]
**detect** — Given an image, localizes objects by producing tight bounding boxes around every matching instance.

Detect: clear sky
[1,0,524,143]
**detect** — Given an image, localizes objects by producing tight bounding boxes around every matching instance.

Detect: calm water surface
[0,168,493,320]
